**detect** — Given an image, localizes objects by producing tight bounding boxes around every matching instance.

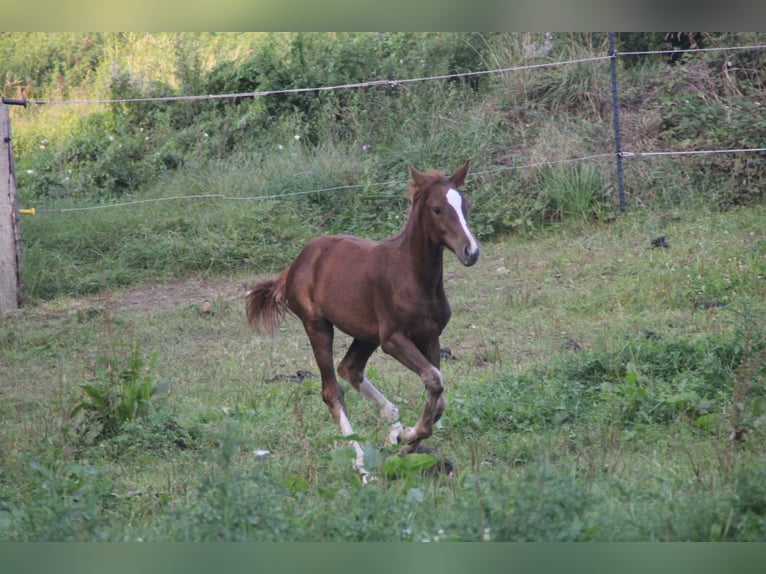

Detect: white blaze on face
[446,188,479,254]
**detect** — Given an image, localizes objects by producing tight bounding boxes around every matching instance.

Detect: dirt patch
[31,274,259,316]
[101,276,251,312]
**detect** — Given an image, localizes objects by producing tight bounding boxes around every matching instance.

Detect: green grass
[4,33,765,542]
[2,206,765,541]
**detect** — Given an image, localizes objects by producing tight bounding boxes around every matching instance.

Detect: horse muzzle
[458,243,481,267]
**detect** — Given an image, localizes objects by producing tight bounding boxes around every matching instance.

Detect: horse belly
[326,294,380,343]
[288,236,382,342]
[319,261,381,342]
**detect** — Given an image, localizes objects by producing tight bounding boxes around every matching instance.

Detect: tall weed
[537,163,608,222]
[71,341,166,443]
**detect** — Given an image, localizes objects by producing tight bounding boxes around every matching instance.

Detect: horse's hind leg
[304,320,370,479]
[338,339,403,445]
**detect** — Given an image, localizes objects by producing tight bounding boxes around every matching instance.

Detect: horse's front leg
[380,332,445,454]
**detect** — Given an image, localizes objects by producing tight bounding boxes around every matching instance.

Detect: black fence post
[609,32,626,212]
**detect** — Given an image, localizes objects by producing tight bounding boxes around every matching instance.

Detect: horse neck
[393,204,445,291]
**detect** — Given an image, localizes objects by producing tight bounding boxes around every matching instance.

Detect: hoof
[397,426,424,454]
[360,470,377,485]
[387,422,404,446]
[401,426,418,443]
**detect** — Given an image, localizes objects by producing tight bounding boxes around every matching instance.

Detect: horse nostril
[461,244,480,266]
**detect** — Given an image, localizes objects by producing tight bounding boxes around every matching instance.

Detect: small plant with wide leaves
[71,341,168,443]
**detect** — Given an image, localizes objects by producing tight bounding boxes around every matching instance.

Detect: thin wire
[28,55,612,106]
[36,147,766,214]
[23,39,766,213]
[618,44,766,57]
[25,43,766,107]
[36,181,399,213]
[472,154,614,177]
[621,147,766,158]
[37,156,614,213]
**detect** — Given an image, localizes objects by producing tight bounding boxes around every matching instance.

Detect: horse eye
[433,207,442,215]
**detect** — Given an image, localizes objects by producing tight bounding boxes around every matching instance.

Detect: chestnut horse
[246,161,480,478]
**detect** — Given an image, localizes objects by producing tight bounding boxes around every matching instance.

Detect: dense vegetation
[2,32,764,300]
[1,33,765,542]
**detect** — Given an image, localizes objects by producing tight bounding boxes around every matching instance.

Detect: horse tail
[246,268,289,335]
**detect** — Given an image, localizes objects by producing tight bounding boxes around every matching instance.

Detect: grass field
[1,206,766,541]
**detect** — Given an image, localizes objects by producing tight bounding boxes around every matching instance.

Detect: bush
[13,33,498,202]
[656,57,766,207]
[0,458,113,541]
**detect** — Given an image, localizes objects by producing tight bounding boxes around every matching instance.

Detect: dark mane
[409,169,446,203]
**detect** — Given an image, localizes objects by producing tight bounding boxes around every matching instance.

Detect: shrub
[537,163,608,222]
[1,458,111,541]
[657,62,766,207]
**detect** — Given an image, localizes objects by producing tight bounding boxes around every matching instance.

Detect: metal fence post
[609,32,626,212]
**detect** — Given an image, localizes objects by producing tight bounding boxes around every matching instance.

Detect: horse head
[408,160,481,266]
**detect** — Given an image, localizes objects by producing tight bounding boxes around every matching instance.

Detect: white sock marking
[359,378,400,422]
[338,411,354,436]
[446,188,479,253]
[339,411,370,479]
[360,377,402,446]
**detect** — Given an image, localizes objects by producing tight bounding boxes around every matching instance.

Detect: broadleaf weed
[71,341,163,443]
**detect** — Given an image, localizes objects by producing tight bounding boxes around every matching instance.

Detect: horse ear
[449,160,471,188]
[408,164,427,186]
